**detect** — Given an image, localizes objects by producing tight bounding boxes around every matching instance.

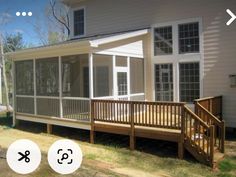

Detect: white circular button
[28,12,32,16]
[6,139,41,174]
[16,12,21,16]
[22,12,26,16]
[48,139,83,174]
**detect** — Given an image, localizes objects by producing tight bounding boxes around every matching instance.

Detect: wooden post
[130,102,135,150]
[47,124,52,134]
[221,121,225,153]
[209,99,213,113]
[220,96,223,120]
[210,125,215,167]
[178,105,185,159]
[90,100,95,144]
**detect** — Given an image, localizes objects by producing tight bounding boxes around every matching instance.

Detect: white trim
[94,50,143,58]
[151,17,203,102]
[127,57,131,100]
[90,29,148,47]
[16,95,34,98]
[59,56,63,118]
[93,96,115,100]
[130,93,145,97]
[71,6,86,38]
[62,97,90,100]
[35,96,60,99]
[112,55,116,98]
[89,53,94,98]
[33,59,37,115]
[16,114,91,130]
[12,61,16,126]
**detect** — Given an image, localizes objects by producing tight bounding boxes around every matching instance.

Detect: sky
[0,0,49,46]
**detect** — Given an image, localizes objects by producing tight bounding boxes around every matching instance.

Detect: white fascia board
[89,29,148,47]
[5,40,91,60]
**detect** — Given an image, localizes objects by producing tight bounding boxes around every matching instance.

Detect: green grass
[1,119,236,177]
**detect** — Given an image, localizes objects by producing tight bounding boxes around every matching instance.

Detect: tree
[49,0,70,37]
[0,33,25,108]
[30,0,70,46]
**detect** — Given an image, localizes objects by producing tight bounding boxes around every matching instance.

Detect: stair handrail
[195,102,225,153]
[183,105,215,166]
[195,102,221,125]
[184,105,210,127]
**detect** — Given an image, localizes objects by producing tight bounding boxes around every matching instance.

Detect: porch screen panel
[130,58,144,94]
[15,60,34,95]
[61,54,89,97]
[93,54,113,97]
[16,97,34,114]
[36,98,60,117]
[36,57,59,96]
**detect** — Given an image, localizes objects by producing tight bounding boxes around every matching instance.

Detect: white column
[112,55,117,99]
[33,59,37,115]
[127,57,131,100]
[12,61,16,126]
[59,56,63,118]
[89,53,94,99]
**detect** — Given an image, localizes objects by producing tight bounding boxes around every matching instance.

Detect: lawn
[0,115,236,177]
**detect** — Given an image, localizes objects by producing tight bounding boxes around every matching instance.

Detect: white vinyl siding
[68,0,236,126]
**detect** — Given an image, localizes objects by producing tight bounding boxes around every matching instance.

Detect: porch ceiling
[5,29,148,60]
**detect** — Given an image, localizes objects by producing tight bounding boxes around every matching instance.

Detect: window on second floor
[179,22,199,54]
[154,26,173,56]
[74,8,85,36]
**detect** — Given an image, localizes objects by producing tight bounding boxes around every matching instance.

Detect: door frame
[114,66,129,100]
[155,64,173,101]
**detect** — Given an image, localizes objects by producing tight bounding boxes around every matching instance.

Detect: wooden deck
[90,97,225,167]
[14,96,225,168]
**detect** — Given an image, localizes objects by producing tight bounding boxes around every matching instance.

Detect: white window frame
[71,6,86,38]
[151,18,204,102]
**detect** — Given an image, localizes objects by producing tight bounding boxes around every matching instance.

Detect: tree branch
[50,0,70,36]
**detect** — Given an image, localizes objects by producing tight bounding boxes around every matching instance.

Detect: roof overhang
[5,29,148,60]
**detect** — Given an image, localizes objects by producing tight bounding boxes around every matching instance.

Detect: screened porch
[14,53,145,122]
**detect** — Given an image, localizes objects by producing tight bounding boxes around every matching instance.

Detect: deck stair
[183,96,225,167]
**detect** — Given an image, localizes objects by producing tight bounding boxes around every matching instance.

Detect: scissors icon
[18,150,30,163]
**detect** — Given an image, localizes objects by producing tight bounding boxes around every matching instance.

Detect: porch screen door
[155,64,173,101]
[115,67,128,100]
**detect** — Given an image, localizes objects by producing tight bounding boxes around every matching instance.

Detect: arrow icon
[226,9,236,26]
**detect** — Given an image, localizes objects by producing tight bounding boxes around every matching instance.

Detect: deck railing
[62,97,90,121]
[91,99,185,129]
[15,95,90,121]
[194,99,225,153]
[195,96,223,119]
[183,105,214,165]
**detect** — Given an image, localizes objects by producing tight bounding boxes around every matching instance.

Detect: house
[6,0,236,166]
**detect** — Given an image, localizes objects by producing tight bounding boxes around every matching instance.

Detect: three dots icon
[16,12,32,17]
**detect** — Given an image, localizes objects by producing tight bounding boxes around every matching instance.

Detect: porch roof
[5,28,149,60]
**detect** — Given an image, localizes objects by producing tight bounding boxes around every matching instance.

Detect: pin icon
[226,9,236,26]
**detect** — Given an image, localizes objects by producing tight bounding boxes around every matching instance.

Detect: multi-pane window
[179,63,200,102]
[154,26,173,55]
[155,64,173,101]
[179,22,199,53]
[15,60,34,95]
[74,8,85,36]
